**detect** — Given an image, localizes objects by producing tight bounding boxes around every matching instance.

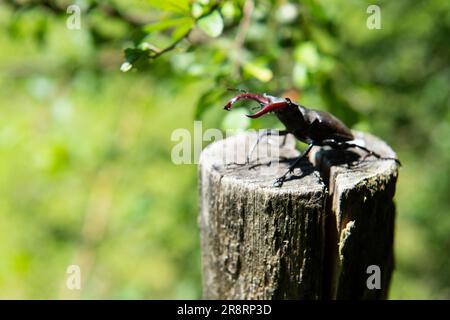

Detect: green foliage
[143,17,194,34]
[0,0,449,299]
[146,0,191,14]
[194,86,227,120]
[197,10,224,38]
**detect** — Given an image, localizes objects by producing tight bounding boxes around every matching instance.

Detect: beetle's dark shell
[307,109,354,143]
[274,105,354,144]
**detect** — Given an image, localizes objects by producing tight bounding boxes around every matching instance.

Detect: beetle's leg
[280,132,289,148]
[349,143,401,166]
[321,139,401,166]
[247,129,289,164]
[225,130,288,168]
[248,156,290,170]
[273,144,314,187]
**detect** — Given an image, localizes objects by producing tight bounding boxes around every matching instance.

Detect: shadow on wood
[198,131,399,299]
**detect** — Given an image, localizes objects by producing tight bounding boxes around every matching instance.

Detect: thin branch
[233,0,254,75]
[150,29,193,59]
[148,4,221,60]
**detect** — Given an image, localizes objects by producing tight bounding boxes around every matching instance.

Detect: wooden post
[198,131,398,299]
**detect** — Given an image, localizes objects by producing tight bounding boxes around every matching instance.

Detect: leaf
[243,62,273,82]
[197,10,224,38]
[171,20,194,40]
[124,48,148,63]
[221,1,237,19]
[121,48,150,72]
[294,42,320,71]
[191,3,204,19]
[275,2,299,24]
[146,0,190,13]
[143,17,193,34]
[120,62,133,72]
[293,63,308,88]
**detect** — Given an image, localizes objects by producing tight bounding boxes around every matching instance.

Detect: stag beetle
[224,92,401,187]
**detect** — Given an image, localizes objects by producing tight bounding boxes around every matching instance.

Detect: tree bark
[198,131,398,299]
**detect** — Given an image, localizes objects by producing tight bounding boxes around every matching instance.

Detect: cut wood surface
[198,131,399,299]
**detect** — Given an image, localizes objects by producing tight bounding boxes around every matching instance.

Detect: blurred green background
[0,0,448,299]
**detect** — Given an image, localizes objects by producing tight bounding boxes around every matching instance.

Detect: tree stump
[198,131,399,299]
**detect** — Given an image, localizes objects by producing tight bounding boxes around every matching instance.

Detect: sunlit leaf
[293,63,308,87]
[243,62,273,83]
[294,42,320,71]
[197,10,224,38]
[120,62,132,72]
[275,3,298,23]
[146,0,190,13]
[221,1,237,19]
[138,42,161,52]
[144,17,193,34]
[171,20,194,40]
[191,3,204,19]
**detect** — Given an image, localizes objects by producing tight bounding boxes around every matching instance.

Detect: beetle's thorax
[274,104,312,143]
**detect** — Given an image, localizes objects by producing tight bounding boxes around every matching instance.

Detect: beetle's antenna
[227,88,248,93]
